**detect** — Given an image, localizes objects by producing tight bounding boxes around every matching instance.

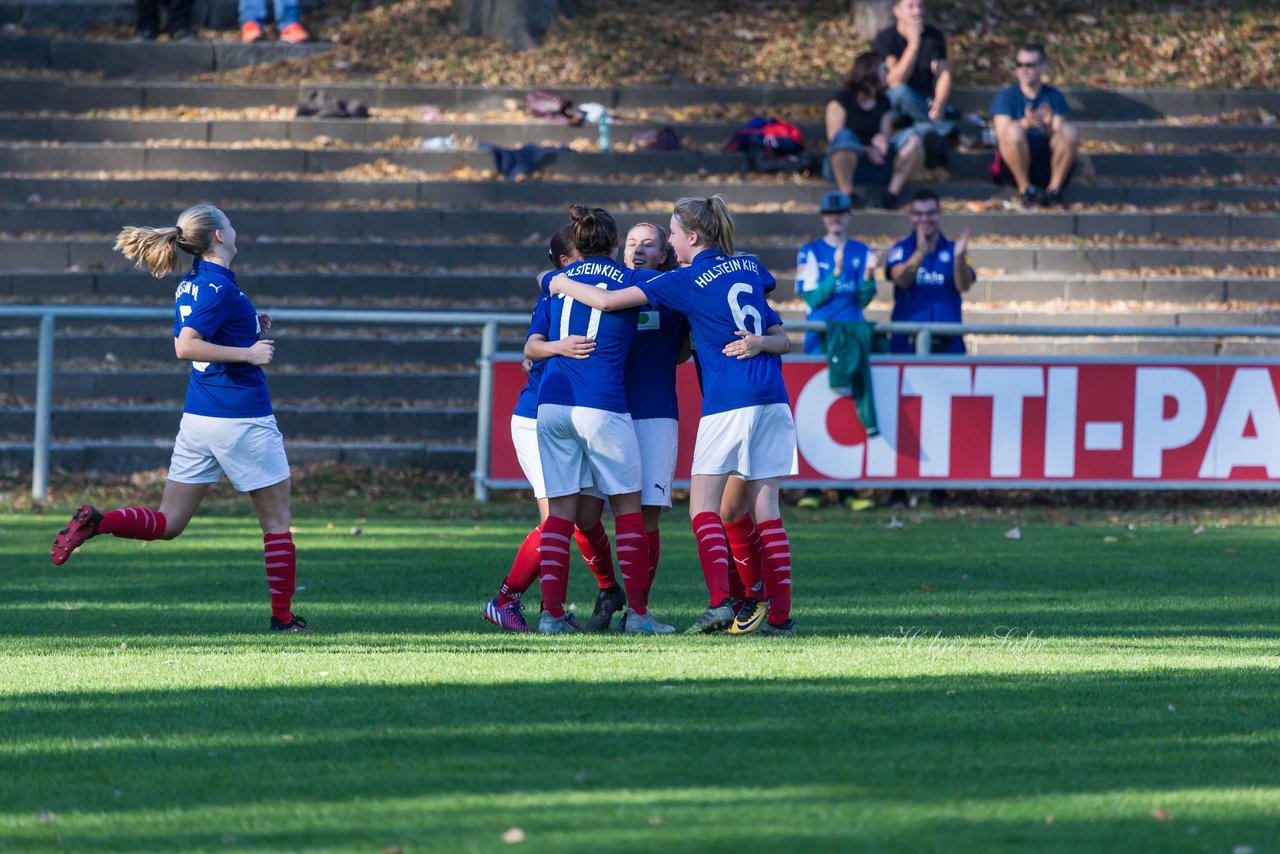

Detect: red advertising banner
[488,357,1280,489]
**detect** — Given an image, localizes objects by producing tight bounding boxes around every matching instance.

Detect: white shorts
[510,414,546,499]
[168,412,291,493]
[691,403,798,480]
[537,403,642,499]
[636,417,678,508]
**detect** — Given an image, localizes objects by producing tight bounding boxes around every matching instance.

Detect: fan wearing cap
[795,191,879,357]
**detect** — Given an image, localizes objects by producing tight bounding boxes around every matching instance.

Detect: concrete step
[5,172,1276,212]
[0,369,479,401]
[2,142,1277,181]
[0,403,476,439]
[0,331,521,365]
[4,115,1280,149]
[2,76,1277,119]
[3,199,1277,242]
[4,269,1279,307]
[7,235,1280,276]
[0,439,473,476]
[0,34,331,76]
[0,0,240,30]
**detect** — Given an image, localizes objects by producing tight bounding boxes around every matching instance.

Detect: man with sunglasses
[991,43,1079,209]
[885,189,973,355]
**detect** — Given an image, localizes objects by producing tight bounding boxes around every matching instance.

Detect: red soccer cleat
[51,503,101,566]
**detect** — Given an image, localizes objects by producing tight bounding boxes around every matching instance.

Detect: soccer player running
[550,195,799,636]
[49,204,307,632]
[484,226,623,632]
[534,205,655,634]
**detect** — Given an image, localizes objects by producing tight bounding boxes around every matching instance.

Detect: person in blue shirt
[991,43,1079,208]
[533,205,655,634]
[550,195,799,637]
[483,226,607,633]
[50,204,307,632]
[614,220,688,633]
[886,188,974,355]
[796,190,879,356]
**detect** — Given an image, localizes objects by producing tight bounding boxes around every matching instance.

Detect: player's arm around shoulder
[548,272,648,311]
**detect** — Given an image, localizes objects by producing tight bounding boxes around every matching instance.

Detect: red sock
[574,523,617,590]
[538,515,575,618]
[646,528,661,589]
[756,518,793,623]
[264,532,297,623]
[498,523,542,606]
[97,507,167,541]
[614,512,650,615]
[723,513,763,598]
[691,511,732,607]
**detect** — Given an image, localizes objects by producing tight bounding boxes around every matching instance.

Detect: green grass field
[1,503,1277,852]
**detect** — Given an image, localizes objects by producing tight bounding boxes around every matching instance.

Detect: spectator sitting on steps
[824,52,924,210]
[872,0,954,166]
[990,42,1079,209]
[135,0,194,40]
[240,0,310,43]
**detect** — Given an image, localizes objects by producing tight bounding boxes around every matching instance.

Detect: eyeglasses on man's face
[1015,60,1043,69]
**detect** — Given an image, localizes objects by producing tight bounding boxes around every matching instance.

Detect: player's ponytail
[568,203,618,258]
[115,204,221,278]
[548,225,576,269]
[672,194,735,256]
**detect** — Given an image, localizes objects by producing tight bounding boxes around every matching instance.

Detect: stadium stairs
[0,39,1277,476]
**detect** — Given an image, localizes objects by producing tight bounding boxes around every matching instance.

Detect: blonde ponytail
[114,204,221,277]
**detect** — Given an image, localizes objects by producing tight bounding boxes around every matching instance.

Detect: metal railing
[7,304,1280,501]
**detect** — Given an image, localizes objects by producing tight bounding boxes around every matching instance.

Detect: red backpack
[727,116,806,157]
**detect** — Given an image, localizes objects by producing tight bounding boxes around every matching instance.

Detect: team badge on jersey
[939,250,952,263]
[637,310,661,331]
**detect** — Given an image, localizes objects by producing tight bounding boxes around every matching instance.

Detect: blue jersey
[538,256,640,413]
[172,259,272,418]
[990,83,1070,139]
[885,232,975,354]
[625,303,689,421]
[796,237,874,355]
[513,294,551,419]
[633,250,788,417]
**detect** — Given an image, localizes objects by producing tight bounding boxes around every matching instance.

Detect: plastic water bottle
[597,113,612,152]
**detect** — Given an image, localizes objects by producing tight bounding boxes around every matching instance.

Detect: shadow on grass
[0,669,1276,851]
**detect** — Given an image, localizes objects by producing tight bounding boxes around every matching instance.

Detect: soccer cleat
[240,20,263,42]
[583,583,627,632]
[51,503,102,566]
[618,608,676,634]
[683,601,736,634]
[538,611,582,634]
[270,614,309,632]
[729,597,769,635]
[482,596,533,632]
[279,22,310,43]
[756,618,797,637]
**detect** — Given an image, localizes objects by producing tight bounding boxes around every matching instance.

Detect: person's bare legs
[830,149,859,197]
[996,121,1032,193]
[1047,122,1079,192]
[157,480,213,540]
[889,133,923,196]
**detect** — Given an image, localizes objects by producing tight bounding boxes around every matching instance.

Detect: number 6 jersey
[631,249,788,416]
